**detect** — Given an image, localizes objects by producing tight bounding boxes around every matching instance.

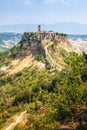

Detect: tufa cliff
[20,25,71,51]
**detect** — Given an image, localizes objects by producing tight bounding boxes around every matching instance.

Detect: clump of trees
[56,32,67,37]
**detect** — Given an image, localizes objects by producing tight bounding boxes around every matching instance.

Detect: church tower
[38,25,41,32]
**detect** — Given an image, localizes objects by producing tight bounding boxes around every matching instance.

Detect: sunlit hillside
[0,29,87,130]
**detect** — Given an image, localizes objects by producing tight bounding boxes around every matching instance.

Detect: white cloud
[23,0,32,6]
[61,0,78,5]
[45,0,57,4]
[60,0,70,5]
[45,0,77,5]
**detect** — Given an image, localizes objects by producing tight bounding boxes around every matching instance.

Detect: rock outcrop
[20,25,71,55]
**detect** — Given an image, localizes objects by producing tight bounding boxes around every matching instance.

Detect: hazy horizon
[1,22,87,34]
[1,21,87,26]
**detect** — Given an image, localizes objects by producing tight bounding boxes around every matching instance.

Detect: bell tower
[38,25,41,32]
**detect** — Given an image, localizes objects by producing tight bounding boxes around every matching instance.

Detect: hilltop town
[21,25,71,52]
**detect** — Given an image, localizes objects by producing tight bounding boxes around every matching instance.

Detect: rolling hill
[0,32,21,51]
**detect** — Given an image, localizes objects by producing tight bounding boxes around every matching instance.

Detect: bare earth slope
[0,54,45,76]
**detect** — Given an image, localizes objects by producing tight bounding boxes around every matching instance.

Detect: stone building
[21,25,68,52]
[36,25,56,41]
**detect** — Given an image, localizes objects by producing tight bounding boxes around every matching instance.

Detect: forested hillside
[0,32,87,130]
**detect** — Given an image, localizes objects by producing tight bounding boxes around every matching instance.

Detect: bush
[13,89,33,106]
[14,123,24,130]
[28,114,59,130]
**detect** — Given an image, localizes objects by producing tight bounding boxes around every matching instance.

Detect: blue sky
[0,0,87,25]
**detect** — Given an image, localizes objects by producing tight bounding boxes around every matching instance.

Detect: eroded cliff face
[69,39,87,54]
[57,35,72,52]
[20,29,72,58]
[20,32,42,55]
[21,30,71,47]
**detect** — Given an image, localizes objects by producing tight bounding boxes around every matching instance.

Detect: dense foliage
[0,47,87,129]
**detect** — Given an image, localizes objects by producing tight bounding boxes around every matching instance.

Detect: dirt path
[2,111,27,130]
[45,42,62,70]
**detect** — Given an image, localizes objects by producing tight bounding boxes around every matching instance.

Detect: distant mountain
[0,32,21,51]
[0,24,38,33]
[68,34,87,40]
[0,22,87,34]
